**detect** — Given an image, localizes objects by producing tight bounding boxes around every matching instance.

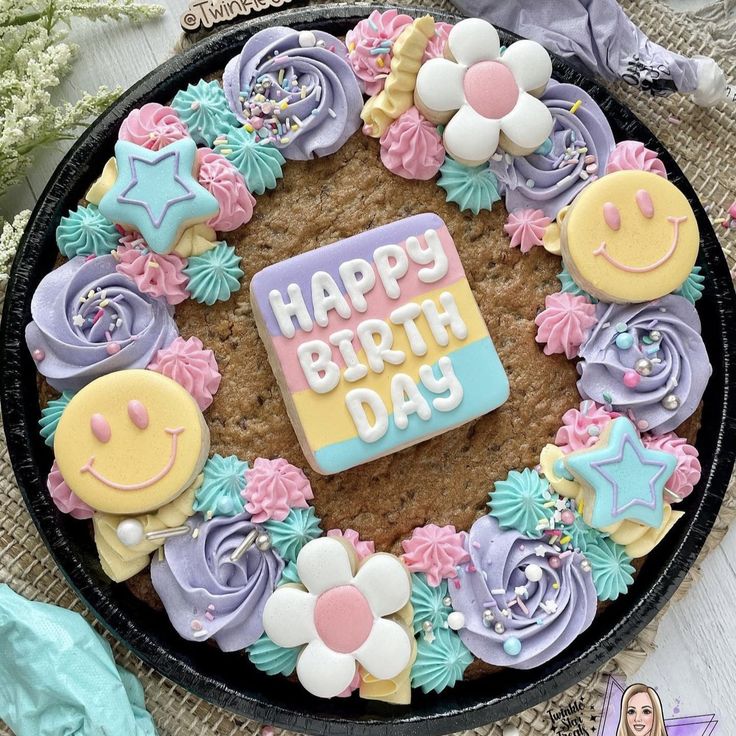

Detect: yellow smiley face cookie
[54,369,210,515]
[560,170,699,303]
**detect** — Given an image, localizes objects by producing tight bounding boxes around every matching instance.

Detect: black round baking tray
[2,4,735,734]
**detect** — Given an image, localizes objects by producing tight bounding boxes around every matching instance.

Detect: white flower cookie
[414,18,553,165]
[262,536,413,698]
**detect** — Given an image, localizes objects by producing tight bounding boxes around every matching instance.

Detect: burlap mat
[2,1,735,734]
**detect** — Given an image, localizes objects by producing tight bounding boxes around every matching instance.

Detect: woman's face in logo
[627,692,655,735]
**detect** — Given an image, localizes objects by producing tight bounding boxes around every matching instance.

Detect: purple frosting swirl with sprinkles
[577,295,711,434]
[25,255,177,392]
[489,80,615,219]
[450,515,597,669]
[222,26,363,160]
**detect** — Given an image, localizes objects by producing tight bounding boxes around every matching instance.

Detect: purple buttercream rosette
[222,26,362,160]
[25,255,177,392]
[450,515,597,669]
[577,295,711,434]
[150,513,284,652]
[489,80,615,219]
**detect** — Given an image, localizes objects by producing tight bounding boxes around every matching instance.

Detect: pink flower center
[313,585,373,653]
[463,61,519,119]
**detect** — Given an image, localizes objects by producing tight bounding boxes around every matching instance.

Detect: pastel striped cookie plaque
[250,213,509,474]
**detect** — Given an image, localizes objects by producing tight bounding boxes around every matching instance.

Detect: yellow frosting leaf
[613,507,685,559]
[92,475,200,582]
[172,223,217,257]
[361,15,436,138]
[85,157,118,206]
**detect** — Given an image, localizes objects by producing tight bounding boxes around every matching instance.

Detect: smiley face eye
[128,399,149,429]
[636,189,655,218]
[603,202,621,231]
[91,413,111,443]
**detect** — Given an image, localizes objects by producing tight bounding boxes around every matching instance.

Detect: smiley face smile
[593,216,687,274]
[81,427,185,491]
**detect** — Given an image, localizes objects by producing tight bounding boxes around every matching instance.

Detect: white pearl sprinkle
[447,611,465,631]
[298,30,317,48]
[116,518,145,547]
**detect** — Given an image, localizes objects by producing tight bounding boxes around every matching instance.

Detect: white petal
[443,104,501,166]
[500,92,553,152]
[448,18,500,66]
[500,39,552,93]
[353,553,411,617]
[296,639,357,698]
[296,536,355,595]
[354,618,412,680]
[415,58,466,115]
[262,586,316,648]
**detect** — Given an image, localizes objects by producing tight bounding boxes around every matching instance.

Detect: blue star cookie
[99,138,218,254]
[563,417,675,529]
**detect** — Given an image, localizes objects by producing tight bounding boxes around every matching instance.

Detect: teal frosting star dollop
[264,507,322,563]
[39,391,74,447]
[214,127,285,195]
[56,204,119,259]
[557,266,597,302]
[488,468,553,538]
[278,561,301,586]
[584,535,635,601]
[411,574,451,635]
[564,418,675,529]
[183,243,244,306]
[99,138,218,254]
[560,506,603,554]
[248,632,299,676]
[411,626,473,694]
[171,80,238,147]
[674,265,705,304]
[193,454,248,518]
[437,156,500,215]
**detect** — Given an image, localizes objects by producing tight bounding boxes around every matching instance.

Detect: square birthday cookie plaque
[250,213,510,474]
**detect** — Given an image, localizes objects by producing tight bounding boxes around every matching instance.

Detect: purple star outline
[590,431,669,517]
[118,149,195,228]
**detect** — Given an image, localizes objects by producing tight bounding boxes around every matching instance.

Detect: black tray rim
[2,4,736,735]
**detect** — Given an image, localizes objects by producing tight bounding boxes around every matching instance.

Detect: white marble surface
[1,0,735,731]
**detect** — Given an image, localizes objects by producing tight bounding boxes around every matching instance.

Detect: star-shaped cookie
[99,138,218,254]
[563,417,675,529]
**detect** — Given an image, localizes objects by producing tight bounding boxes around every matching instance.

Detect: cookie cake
[24,9,711,704]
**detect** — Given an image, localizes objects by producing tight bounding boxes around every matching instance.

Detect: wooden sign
[180,0,293,32]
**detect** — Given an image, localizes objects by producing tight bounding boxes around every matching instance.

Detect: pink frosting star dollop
[197,148,255,232]
[326,528,376,561]
[535,292,597,360]
[605,140,667,178]
[401,524,469,587]
[47,461,94,519]
[422,22,453,63]
[147,336,221,411]
[504,208,552,253]
[643,432,701,500]
[115,235,190,305]
[379,107,445,181]
[346,9,413,96]
[119,102,189,150]
[243,458,314,523]
[555,400,621,454]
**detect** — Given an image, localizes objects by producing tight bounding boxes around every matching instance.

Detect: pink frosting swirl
[119,103,189,151]
[346,9,413,96]
[147,335,221,410]
[379,107,445,181]
[605,140,667,178]
[326,528,375,561]
[504,208,551,253]
[535,292,597,360]
[401,524,469,587]
[555,400,621,454]
[422,22,453,62]
[197,148,255,232]
[643,432,701,500]
[115,235,189,305]
[243,458,314,523]
[47,461,94,519]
